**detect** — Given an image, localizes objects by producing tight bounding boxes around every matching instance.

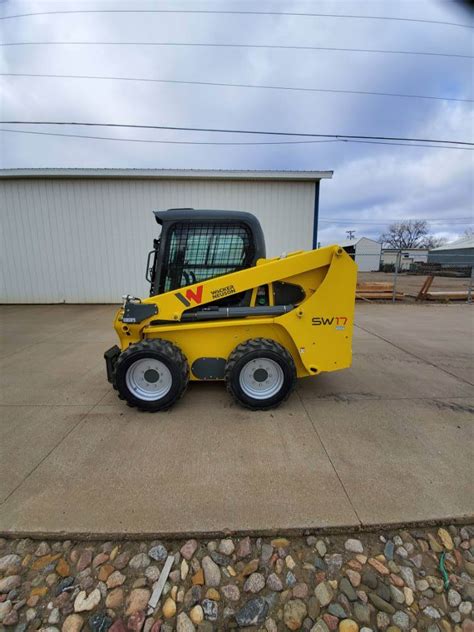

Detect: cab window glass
[162,223,253,291]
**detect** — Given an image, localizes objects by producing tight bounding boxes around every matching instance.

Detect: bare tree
[424,235,448,249]
[379,220,446,249]
[464,227,474,238]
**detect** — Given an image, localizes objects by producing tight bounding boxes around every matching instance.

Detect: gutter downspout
[312,180,320,249]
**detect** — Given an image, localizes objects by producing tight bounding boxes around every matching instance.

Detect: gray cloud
[1,0,472,243]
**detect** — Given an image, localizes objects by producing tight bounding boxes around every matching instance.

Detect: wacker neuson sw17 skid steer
[104,209,357,411]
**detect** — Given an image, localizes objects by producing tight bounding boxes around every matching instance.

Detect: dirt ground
[358,271,472,296]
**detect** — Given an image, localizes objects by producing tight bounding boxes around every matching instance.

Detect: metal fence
[346,249,474,304]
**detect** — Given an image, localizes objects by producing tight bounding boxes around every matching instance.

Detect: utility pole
[346,230,356,240]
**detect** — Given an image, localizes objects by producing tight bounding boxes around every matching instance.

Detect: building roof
[382,247,429,253]
[338,236,380,247]
[430,236,474,251]
[0,168,333,182]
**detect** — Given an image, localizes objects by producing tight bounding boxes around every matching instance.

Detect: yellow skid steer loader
[104,209,357,411]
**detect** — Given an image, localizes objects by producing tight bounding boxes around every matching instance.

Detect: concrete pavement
[0,303,472,536]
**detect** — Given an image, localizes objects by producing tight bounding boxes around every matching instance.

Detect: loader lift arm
[140,245,335,322]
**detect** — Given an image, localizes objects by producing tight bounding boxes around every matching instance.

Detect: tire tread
[113,338,189,411]
[225,338,296,410]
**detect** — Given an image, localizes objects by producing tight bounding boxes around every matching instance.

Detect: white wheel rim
[125,358,172,401]
[239,358,284,400]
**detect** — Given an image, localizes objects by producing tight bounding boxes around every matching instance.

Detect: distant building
[381,248,428,270]
[428,236,474,267]
[340,237,381,272]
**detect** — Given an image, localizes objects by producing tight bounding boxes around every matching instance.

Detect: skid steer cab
[104,208,357,411]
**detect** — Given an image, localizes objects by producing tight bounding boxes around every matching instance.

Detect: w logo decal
[175,285,204,307]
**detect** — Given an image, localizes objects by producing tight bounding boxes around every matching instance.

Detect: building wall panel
[354,238,381,272]
[1,178,315,303]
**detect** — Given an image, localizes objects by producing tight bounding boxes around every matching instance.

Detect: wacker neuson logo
[175,283,237,307]
[210,284,236,300]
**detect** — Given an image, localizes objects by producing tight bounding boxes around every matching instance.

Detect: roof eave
[0,168,334,182]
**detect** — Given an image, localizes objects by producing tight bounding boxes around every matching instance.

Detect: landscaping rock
[0,575,21,593]
[190,604,203,624]
[339,577,357,601]
[76,550,92,573]
[235,597,268,627]
[315,582,334,607]
[89,613,112,632]
[244,572,265,593]
[221,584,240,601]
[162,597,176,619]
[236,537,252,559]
[62,614,84,632]
[283,599,307,631]
[218,539,234,556]
[202,599,218,621]
[126,589,150,616]
[74,589,101,612]
[176,612,195,632]
[106,588,124,609]
[180,540,198,561]
[127,610,145,632]
[338,621,359,632]
[0,554,21,572]
[148,545,167,562]
[201,556,220,587]
[344,539,363,554]
[0,524,472,631]
[392,611,410,630]
[128,554,150,570]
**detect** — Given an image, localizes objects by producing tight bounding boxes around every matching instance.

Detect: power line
[319,217,473,224]
[2,73,471,103]
[1,41,471,60]
[1,127,472,150]
[342,139,472,150]
[1,121,472,146]
[0,8,471,29]
[0,128,339,146]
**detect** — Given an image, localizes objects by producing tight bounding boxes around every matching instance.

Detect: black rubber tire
[225,338,297,410]
[114,339,189,411]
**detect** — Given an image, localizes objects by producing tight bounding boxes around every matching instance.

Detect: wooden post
[416,275,434,301]
[468,267,473,304]
[392,251,401,303]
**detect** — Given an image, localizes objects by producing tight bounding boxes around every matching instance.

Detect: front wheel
[225,338,297,410]
[114,339,189,411]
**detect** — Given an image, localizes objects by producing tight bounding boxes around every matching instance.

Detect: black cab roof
[154,208,260,225]
[153,208,266,258]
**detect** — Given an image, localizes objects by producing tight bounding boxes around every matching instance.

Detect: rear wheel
[225,338,296,410]
[114,339,189,411]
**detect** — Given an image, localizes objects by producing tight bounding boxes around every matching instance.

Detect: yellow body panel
[113,245,357,380]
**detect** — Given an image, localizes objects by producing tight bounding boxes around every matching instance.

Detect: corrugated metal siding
[0,178,315,303]
[428,248,474,266]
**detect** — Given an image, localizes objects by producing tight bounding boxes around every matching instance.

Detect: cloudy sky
[0,0,473,244]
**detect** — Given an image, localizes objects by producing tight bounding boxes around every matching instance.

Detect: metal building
[381,248,428,271]
[0,168,332,303]
[428,236,474,267]
[340,237,381,272]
